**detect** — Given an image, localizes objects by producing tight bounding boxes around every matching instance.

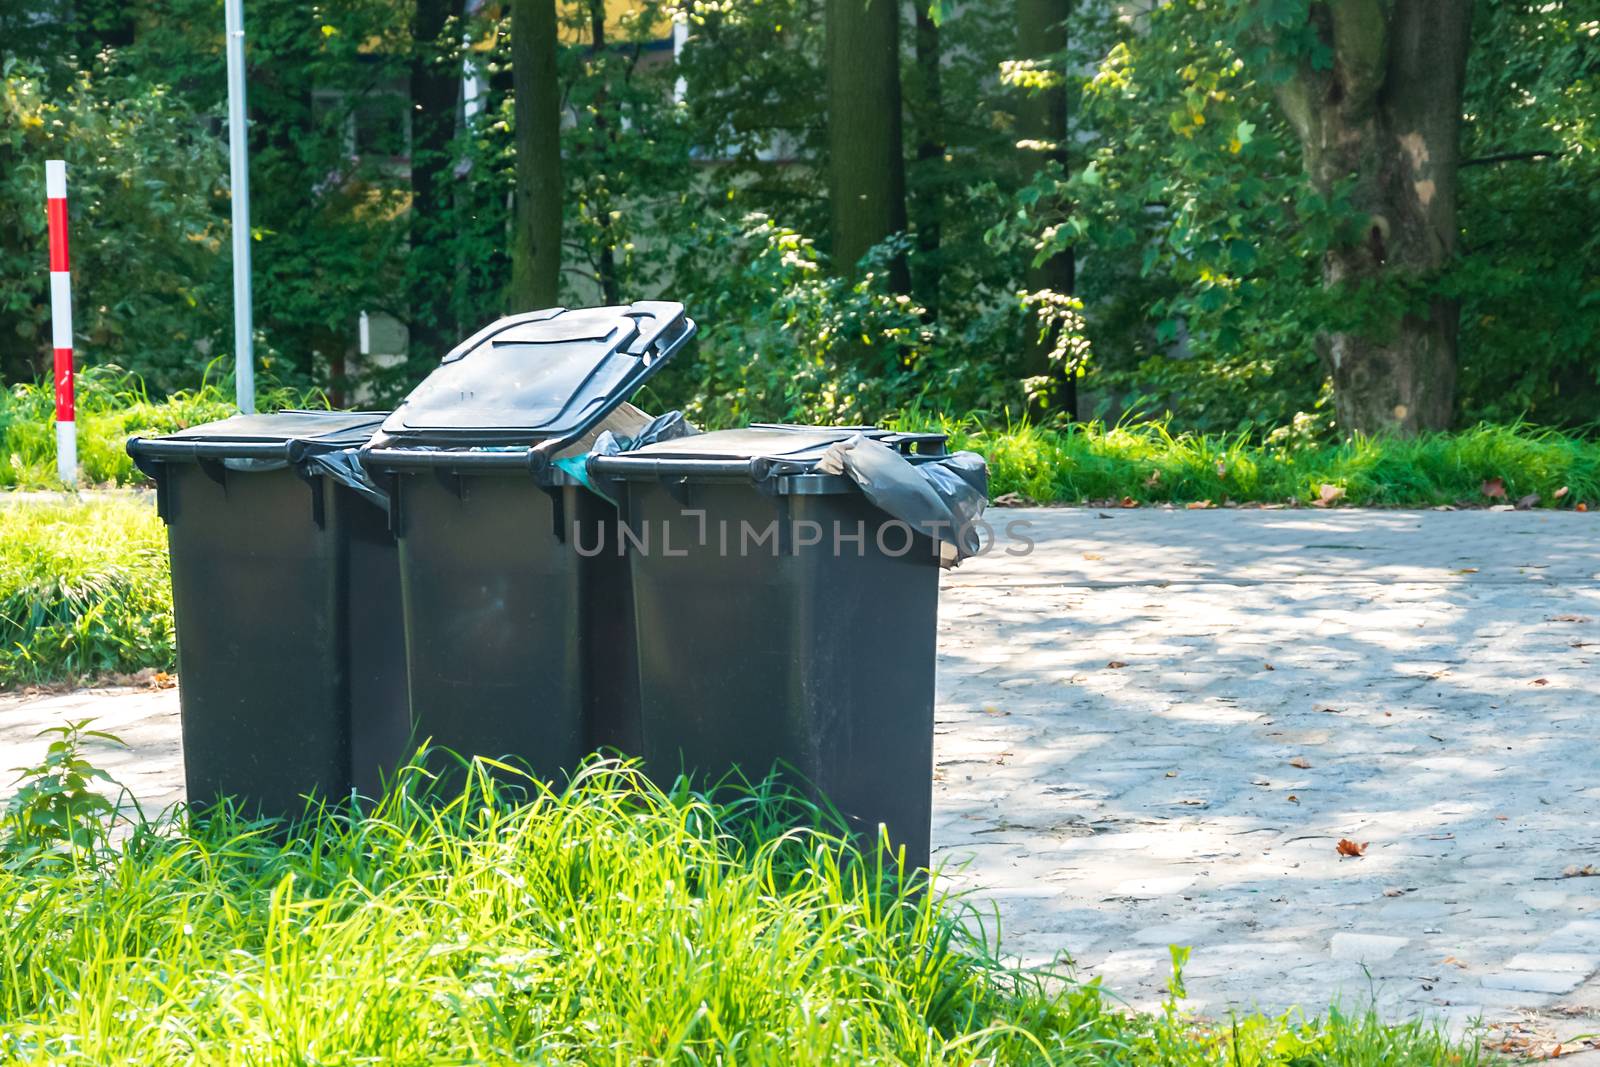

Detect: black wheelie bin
[360,302,695,785]
[127,412,409,818]
[587,426,988,872]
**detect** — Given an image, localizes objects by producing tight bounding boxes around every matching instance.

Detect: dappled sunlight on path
[933,508,1599,1035]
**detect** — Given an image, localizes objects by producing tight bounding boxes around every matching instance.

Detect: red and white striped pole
[45,160,76,487]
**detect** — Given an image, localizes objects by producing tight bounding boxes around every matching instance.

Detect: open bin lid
[127,410,389,466]
[375,301,694,449]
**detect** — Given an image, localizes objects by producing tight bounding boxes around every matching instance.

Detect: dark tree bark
[510,0,562,309]
[1016,0,1076,420]
[825,0,910,293]
[410,0,466,359]
[1273,1,1473,435]
[910,4,944,316]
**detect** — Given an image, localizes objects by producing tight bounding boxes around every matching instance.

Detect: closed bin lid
[377,301,693,448]
[127,410,388,464]
[589,426,949,486]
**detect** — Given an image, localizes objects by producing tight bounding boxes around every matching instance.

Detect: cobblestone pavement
[4,507,1597,1044]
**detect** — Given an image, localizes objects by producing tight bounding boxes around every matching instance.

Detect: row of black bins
[128,302,959,870]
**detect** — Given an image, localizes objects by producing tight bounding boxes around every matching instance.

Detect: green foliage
[0,365,317,488]
[0,496,174,687]
[1024,0,1600,432]
[0,758,1479,1063]
[2,719,127,868]
[901,413,1600,509]
[1453,0,1600,425]
[2,0,1594,431]
[0,57,226,387]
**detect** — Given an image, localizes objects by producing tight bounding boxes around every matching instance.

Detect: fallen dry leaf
[1185,500,1213,510]
[1456,567,1479,574]
[1309,483,1346,508]
[1106,660,1128,669]
[1562,865,1598,878]
[1554,485,1570,500]
[1383,887,1408,897]
[1165,770,1178,778]
[1119,496,1139,508]
[1262,663,1275,671]
[1516,492,1541,510]
[1144,469,1163,488]
[1287,794,1299,803]
[1532,677,1550,686]
[992,492,1029,507]
[1082,552,1104,561]
[1579,502,1589,512]
[1482,477,1507,499]
[1336,838,1368,857]
[1288,756,1312,769]
[1549,614,1592,623]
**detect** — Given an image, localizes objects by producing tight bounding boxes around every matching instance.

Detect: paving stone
[1480,970,1588,995]
[1330,933,1411,962]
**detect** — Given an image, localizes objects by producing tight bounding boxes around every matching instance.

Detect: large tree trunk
[1016,0,1076,420]
[825,0,909,292]
[1274,1,1472,435]
[409,0,466,359]
[910,4,943,317]
[510,0,562,310]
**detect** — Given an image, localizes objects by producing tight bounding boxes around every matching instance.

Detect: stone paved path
[3,507,1597,1045]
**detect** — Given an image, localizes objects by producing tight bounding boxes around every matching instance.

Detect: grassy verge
[900,415,1600,508]
[0,758,1477,1064]
[0,369,311,489]
[0,496,173,688]
[5,369,1597,506]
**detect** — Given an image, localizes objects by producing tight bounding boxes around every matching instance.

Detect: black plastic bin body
[373,460,637,781]
[362,302,694,784]
[589,427,947,871]
[127,412,409,818]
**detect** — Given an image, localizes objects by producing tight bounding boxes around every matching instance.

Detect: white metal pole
[45,160,76,488]
[225,0,256,413]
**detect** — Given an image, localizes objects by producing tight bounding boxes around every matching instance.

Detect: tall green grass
[0,496,173,687]
[0,367,318,489]
[0,759,1477,1064]
[900,413,1600,508]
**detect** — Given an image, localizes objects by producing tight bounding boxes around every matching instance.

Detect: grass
[898,414,1600,509]
[0,367,313,489]
[5,369,1597,506]
[0,496,173,688]
[0,756,1480,1064]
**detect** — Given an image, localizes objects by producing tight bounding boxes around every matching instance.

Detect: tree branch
[1459,150,1563,168]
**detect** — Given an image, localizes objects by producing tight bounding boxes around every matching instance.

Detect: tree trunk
[410,0,465,359]
[910,4,943,316]
[1016,0,1075,420]
[510,0,562,310]
[825,0,909,292]
[1273,1,1472,435]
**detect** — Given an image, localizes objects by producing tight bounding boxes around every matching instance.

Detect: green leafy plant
[2,718,127,868]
